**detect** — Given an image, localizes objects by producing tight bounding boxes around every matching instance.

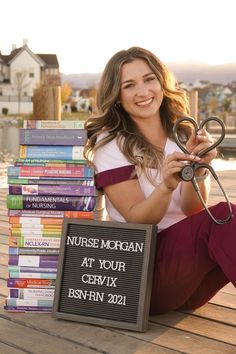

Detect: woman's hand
[161,152,200,192]
[186,128,217,164]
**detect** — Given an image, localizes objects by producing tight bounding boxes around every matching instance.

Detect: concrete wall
[0,126,19,156]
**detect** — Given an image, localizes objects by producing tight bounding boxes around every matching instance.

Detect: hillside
[61,62,236,89]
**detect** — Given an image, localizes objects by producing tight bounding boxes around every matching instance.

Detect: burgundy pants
[150,202,236,314]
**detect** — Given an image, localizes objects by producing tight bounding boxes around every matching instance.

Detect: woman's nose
[136,84,149,96]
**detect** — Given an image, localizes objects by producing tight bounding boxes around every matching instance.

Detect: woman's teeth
[136,98,153,106]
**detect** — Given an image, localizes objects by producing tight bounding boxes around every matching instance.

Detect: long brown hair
[84,47,190,183]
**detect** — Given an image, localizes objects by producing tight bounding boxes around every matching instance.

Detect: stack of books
[5,120,103,313]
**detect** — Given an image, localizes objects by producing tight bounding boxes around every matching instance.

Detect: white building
[0,39,60,114]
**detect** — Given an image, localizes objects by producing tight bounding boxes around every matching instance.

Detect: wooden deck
[0,170,236,354]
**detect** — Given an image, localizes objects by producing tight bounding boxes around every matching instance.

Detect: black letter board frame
[53,219,157,332]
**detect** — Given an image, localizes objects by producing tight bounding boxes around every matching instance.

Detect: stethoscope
[173,116,233,224]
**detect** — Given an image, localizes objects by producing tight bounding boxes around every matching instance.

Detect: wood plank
[181,302,236,326]
[209,292,236,309]
[0,317,99,354]
[0,298,178,354]
[120,322,236,354]
[0,342,27,354]
[150,311,236,346]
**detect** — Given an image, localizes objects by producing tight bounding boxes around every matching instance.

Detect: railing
[0,95,32,102]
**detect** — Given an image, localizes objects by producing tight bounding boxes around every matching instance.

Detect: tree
[13,70,30,114]
[61,82,72,105]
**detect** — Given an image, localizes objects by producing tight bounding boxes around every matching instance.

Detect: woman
[84,47,235,314]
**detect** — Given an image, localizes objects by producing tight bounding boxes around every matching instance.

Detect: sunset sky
[1,0,236,74]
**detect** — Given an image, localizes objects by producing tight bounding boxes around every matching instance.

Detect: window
[29,73,34,78]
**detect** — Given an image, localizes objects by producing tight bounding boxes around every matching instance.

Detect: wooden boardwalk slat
[0,169,236,353]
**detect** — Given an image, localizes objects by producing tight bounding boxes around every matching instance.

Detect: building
[0,39,60,114]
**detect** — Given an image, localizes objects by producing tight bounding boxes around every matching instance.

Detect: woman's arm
[104,152,198,224]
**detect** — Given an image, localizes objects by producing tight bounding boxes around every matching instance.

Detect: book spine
[11,224,62,230]
[23,120,85,129]
[10,229,62,237]
[7,195,97,211]
[9,247,60,255]
[8,255,58,268]
[8,165,94,178]
[9,236,61,248]
[19,145,84,160]
[8,209,95,219]
[8,265,57,273]
[9,272,57,279]
[8,177,93,184]
[4,305,53,312]
[9,288,55,299]
[9,183,97,196]
[19,129,87,146]
[7,278,56,288]
[9,217,63,225]
[6,298,53,307]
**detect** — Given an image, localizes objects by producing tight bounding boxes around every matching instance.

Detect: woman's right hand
[161,152,200,192]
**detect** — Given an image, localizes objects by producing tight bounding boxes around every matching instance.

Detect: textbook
[11,223,62,230]
[9,288,55,299]
[19,129,87,146]
[9,247,60,255]
[9,183,97,196]
[8,265,57,274]
[19,145,84,160]
[15,158,86,166]
[9,236,61,248]
[7,165,94,178]
[7,278,56,288]
[8,255,58,268]
[10,229,62,237]
[8,272,57,279]
[23,120,86,129]
[5,297,54,307]
[7,195,97,211]
[4,305,53,312]
[8,209,99,219]
[9,216,63,225]
[8,177,94,185]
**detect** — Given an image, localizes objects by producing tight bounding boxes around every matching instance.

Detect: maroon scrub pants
[150,202,236,314]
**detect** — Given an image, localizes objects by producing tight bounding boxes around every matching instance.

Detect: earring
[115,101,121,108]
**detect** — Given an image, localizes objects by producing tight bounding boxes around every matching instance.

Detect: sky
[1,0,236,74]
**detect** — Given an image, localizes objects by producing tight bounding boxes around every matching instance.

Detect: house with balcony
[0,39,60,115]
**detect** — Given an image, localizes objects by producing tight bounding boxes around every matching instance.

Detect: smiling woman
[84,46,236,316]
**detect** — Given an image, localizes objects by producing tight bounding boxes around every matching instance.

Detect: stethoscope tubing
[173,116,233,224]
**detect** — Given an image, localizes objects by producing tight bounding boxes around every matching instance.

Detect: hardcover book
[9,216,63,225]
[19,145,85,160]
[19,129,87,146]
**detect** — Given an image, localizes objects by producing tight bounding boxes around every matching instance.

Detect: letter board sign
[53,219,157,332]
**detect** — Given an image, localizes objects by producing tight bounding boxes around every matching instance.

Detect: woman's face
[119,58,163,122]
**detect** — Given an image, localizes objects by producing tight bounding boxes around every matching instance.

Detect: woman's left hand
[186,128,217,164]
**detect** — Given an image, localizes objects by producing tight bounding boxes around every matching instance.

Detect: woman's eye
[146,76,156,82]
[123,83,134,89]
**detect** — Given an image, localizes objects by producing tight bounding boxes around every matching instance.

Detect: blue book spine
[19,145,84,160]
[19,129,87,146]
